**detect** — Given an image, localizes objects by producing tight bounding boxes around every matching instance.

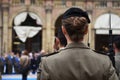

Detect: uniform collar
[65,42,89,49]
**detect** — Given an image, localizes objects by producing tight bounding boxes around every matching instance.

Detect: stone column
[42,27,46,51]
[88,11,92,48]
[45,2,53,53]
[8,27,12,53]
[0,6,2,55]
[83,11,92,48]
[88,11,95,49]
[85,1,93,49]
[1,4,9,53]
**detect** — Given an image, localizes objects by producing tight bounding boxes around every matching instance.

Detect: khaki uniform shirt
[38,43,118,80]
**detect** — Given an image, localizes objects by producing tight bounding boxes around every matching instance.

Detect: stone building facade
[0,0,120,54]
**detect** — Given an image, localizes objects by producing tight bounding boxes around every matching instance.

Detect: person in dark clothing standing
[30,52,38,74]
[0,56,5,74]
[113,36,120,79]
[5,52,14,74]
[20,50,31,80]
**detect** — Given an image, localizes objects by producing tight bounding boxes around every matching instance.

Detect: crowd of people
[0,7,120,80]
[0,49,47,80]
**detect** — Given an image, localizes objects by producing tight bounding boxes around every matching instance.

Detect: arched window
[95,13,120,34]
[12,12,42,52]
[94,13,120,52]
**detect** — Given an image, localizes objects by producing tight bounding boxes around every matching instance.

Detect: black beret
[62,7,90,23]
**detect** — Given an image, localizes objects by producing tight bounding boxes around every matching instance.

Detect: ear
[62,26,67,35]
[55,37,60,45]
[56,37,61,47]
[53,37,60,51]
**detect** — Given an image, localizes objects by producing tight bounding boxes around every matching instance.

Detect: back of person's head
[23,50,29,55]
[113,36,120,50]
[62,7,90,42]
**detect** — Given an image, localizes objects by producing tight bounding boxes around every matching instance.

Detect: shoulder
[92,49,107,55]
[20,55,29,60]
[92,50,111,64]
[41,51,59,57]
[40,51,60,64]
[40,51,62,65]
[92,49,108,57]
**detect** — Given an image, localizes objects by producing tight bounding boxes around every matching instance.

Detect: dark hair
[23,50,29,55]
[57,27,67,46]
[62,17,88,42]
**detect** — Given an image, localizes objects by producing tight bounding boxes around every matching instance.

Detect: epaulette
[92,49,107,55]
[41,51,59,57]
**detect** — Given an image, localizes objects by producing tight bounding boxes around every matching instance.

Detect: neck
[67,39,83,44]
[64,32,84,44]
